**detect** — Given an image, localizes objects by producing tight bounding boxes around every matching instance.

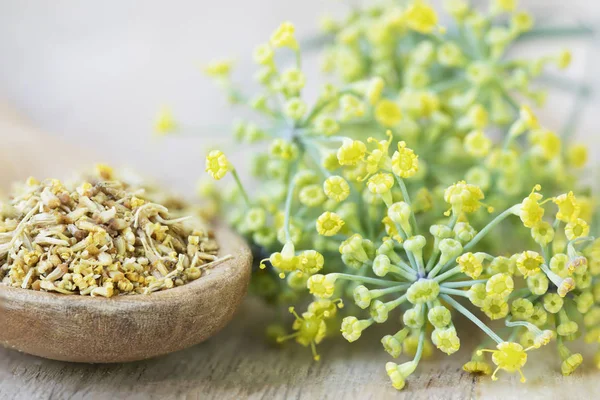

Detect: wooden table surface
[1,102,599,399]
[1,296,599,400]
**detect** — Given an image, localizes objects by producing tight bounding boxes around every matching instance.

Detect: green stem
[390,264,418,281]
[505,317,542,335]
[442,279,487,288]
[413,329,426,364]
[517,25,595,41]
[335,273,401,287]
[464,206,517,251]
[371,284,411,298]
[395,176,419,235]
[283,164,298,242]
[441,294,503,344]
[433,266,462,282]
[385,294,408,310]
[231,169,251,207]
[439,287,469,297]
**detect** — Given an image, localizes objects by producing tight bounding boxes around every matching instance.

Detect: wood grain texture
[1,100,600,399]
[0,223,252,363]
[2,298,598,400]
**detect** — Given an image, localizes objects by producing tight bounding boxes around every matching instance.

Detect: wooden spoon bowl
[0,222,252,363]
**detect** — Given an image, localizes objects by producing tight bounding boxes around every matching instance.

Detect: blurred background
[0,0,598,195]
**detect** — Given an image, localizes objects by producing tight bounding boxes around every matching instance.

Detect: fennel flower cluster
[156,0,599,391]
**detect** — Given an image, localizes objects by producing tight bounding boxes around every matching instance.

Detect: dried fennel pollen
[0,176,225,297]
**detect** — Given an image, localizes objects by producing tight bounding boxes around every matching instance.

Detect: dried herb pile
[0,170,220,297]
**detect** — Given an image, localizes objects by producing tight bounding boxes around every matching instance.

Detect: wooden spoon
[0,222,252,363]
[0,100,253,363]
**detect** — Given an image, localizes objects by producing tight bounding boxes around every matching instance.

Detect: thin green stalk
[425,246,440,272]
[441,294,503,344]
[231,169,251,207]
[442,279,487,288]
[385,294,408,310]
[464,206,517,251]
[395,176,419,235]
[426,213,459,273]
[371,284,411,298]
[432,266,462,282]
[283,163,298,242]
[395,259,417,276]
[518,25,595,40]
[439,287,469,297]
[413,329,426,364]
[391,264,418,280]
[335,273,402,287]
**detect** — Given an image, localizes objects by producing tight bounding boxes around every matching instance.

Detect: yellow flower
[432,328,460,355]
[270,21,298,49]
[153,107,177,135]
[464,130,492,158]
[339,94,366,120]
[341,316,373,342]
[529,129,561,160]
[457,252,484,279]
[268,241,299,273]
[482,296,509,320]
[444,181,485,214]
[280,67,306,94]
[406,279,440,304]
[279,307,326,361]
[367,173,394,194]
[561,353,583,376]
[270,138,299,160]
[493,0,517,12]
[478,342,528,382]
[567,144,588,168]
[543,293,564,314]
[463,360,493,375]
[511,11,534,33]
[565,218,590,241]
[299,184,326,207]
[205,150,232,180]
[405,3,438,34]
[516,251,544,277]
[284,97,308,120]
[511,298,534,319]
[316,212,345,236]
[531,221,555,246]
[427,306,451,329]
[517,185,545,228]
[314,116,340,136]
[391,141,419,178]
[307,274,338,298]
[486,273,514,298]
[385,361,417,390]
[550,253,569,278]
[203,59,234,77]
[337,139,367,166]
[297,250,325,275]
[554,192,580,222]
[323,176,350,202]
[253,43,274,65]
[374,99,403,127]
